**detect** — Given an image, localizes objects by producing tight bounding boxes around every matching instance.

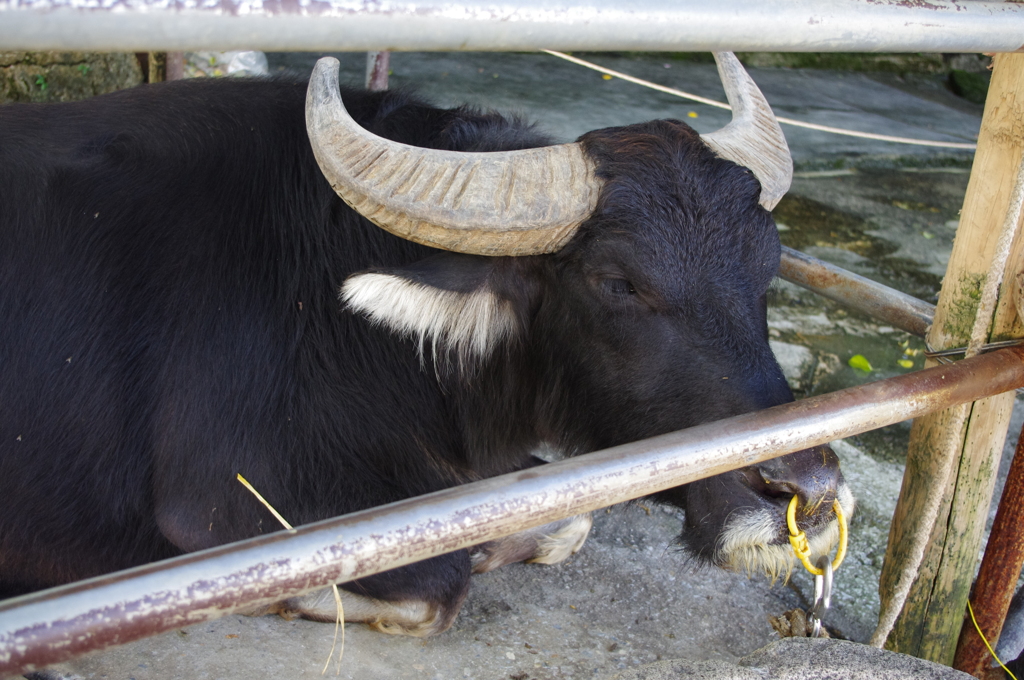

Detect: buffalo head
[306,54,852,580]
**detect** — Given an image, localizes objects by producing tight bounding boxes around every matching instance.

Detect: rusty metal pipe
[365,51,390,91]
[165,51,185,81]
[779,246,935,337]
[4,348,1024,677]
[953,420,1024,677]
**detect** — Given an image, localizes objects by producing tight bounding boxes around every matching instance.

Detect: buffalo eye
[603,277,636,297]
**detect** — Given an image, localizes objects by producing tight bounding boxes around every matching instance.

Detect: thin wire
[967,599,1019,680]
[925,339,1024,360]
[542,50,978,151]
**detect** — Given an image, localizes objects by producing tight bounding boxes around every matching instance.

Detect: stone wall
[0,52,142,103]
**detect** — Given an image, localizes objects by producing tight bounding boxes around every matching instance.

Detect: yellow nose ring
[787,494,848,576]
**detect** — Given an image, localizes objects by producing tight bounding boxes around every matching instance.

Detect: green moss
[949,69,990,105]
[941,272,985,343]
[0,52,142,103]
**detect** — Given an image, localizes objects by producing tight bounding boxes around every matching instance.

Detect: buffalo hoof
[470,513,593,573]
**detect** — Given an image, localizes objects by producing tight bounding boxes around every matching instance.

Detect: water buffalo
[0,53,851,636]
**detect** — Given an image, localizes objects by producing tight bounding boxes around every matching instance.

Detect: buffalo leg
[252,551,472,637]
[248,513,591,636]
[468,513,593,573]
[469,455,592,572]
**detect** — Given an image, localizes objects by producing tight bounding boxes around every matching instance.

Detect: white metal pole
[0,0,1021,53]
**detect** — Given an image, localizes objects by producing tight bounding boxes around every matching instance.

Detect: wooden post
[878,52,1024,665]
[954,420,1024,677]
[146,52,166,83]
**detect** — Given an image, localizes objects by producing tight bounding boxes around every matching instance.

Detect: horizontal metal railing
[779,246,935,337]
[0,0,1021,53]
[4,346,1024,676]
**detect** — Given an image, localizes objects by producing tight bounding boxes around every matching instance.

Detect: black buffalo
[0,54,851,636]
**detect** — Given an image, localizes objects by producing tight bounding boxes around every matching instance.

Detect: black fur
[0,76,841,621]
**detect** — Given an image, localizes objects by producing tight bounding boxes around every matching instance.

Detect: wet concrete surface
[268,51,981,167]
[31,52,1011,679]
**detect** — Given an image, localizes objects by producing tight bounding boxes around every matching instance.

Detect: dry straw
[236,473,346,675]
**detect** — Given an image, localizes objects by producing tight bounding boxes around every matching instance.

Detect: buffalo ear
[341,252,521,364]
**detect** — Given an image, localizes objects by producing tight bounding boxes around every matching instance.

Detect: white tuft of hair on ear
[341,272,519,366]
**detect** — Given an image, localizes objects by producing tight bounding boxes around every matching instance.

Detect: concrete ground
[31,52,1003,679]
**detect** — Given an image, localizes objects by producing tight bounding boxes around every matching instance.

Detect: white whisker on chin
[837,482,856,519]
[715,504,843,583]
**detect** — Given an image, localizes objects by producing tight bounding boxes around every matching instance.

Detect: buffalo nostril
[750,444,842,520]
[743,468,801,501]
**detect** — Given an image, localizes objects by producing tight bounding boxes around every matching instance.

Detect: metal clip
[809,555,833,638]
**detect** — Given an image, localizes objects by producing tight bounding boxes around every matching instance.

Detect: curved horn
[306,57,601,256]
[701,52,792,211]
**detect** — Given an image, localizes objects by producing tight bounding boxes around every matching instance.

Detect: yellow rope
[541,50,978,151]
[787,495,847,576]
[967,599,1019,680]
